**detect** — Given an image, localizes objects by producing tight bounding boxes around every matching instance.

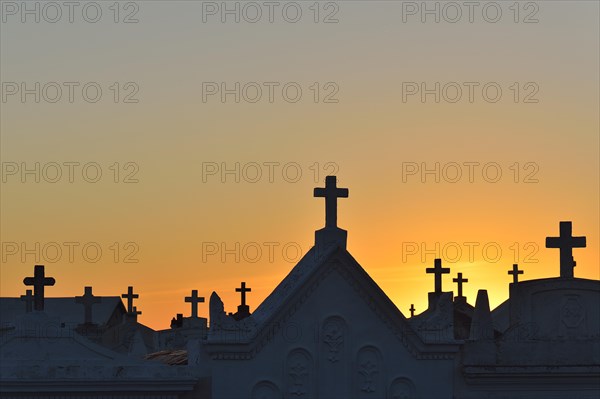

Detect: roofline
[207,245,461,359]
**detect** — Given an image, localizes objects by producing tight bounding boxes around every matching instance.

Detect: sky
[1,0,598,329]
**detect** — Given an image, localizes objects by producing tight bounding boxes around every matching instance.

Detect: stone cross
[314,176,349,228]
[409,304,415,317]
[121,286,139,314]
[546,221,586,278]
[426,258,450,294]
[453,273,468,298]
[508,263,524,284]
[75,286,102,324]
[236,282,251,307]
[185,289,205,318]
[23,265,55,311]
[20,289,34,313]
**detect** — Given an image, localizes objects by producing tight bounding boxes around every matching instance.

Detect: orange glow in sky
[1,1,598,330]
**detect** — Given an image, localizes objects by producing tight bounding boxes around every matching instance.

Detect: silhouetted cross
[20,289,34,313]
[508,263,524,284]
[121,286,139,313]
[75,286,102,324]
[236,282,251,307]
[185,289,205,318]
[453,273,468,298]
[23,265,55,311]
[546,221,586,278]
[314,176,349,228]
[426,258,450,294]
[409,304,415,317]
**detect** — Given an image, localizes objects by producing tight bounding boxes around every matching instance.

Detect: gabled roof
[251,245,339,326]
[491,298,510,333]
[102,318,157,354]
[0,297,125,326]
[208,245,460,359]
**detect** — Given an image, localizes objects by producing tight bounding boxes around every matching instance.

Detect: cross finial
[236,282,251,307]
[121,286,139,314]
[426,258,450,294]
[75,286,102,324]
[314,176,349,229]
[185,289,205,318]
[546,221,586,278]
[23,265,55,311]
[234,281,252,320]
[409,304,415,317]
[453,272,469,298]
[508,263,524,284]
[20,289,34,313]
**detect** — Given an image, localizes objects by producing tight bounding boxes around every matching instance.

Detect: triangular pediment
[207,245,459,359]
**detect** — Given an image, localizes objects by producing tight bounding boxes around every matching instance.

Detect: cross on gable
[314,176,349,229]
[235,282,251,307]
[75,286,102,324]
[508,263,524,284]
[23,265,55,311]
[185,289,205,318]
[546,221,586,278]
[409,304,415,318]
[453,272,468,298]
[121,286,139,314]
[426,258,450,294]
[20,289,34,313]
